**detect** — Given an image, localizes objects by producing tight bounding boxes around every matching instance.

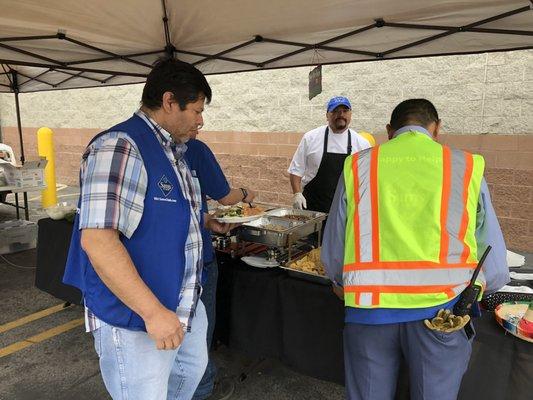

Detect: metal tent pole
[10,71,25,165]
[10,70,29,220]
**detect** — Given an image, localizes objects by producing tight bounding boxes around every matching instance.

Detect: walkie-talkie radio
[453,245,492,317]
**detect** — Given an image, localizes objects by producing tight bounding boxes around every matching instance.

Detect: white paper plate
[241,256,279,268]
[213,214,264,223]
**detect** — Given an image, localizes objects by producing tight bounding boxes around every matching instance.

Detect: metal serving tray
[264,207,325,220]
[237,208,327,248]
[279,251,330,285]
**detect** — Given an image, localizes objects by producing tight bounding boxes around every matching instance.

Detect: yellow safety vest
[343,130,485,309]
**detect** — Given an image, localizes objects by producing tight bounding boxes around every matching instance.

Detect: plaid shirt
[81,110,203,333]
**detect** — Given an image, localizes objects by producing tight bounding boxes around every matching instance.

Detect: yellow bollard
[37,127,58,208]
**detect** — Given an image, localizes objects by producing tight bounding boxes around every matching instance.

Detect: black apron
[303,127,352,213]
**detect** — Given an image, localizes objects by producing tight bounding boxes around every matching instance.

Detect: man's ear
[161,91,174,113]
[386,124,395,140]
[432,119,442,140]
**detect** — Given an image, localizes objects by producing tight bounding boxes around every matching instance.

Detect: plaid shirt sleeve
[78,132,147,239]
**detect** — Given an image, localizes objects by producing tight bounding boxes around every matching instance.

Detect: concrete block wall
[1,51,532,134]
[0,50,532,251]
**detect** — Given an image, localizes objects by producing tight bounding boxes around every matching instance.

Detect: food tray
[265,207,324,221]
[279,251,330,285]
[237,208,327,247]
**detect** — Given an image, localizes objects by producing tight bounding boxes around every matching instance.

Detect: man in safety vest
[321,98,509,400]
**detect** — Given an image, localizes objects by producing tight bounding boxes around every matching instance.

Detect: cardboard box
[1,159,47,189]
[0,219,37,254]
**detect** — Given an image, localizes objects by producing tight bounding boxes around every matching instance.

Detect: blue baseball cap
[327,96,351,112]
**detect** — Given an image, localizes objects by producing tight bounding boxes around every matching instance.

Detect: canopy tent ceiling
[0,0,532,93]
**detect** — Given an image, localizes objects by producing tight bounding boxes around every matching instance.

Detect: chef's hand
[204,213,239,234]
[293,192,307,209]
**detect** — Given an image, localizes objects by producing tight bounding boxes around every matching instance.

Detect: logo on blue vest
[158,175,174,197]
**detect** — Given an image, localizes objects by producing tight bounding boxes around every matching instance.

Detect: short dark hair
[389,99,439,130]
[141,58,212,110]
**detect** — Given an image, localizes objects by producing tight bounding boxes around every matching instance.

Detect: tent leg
[13,87,25,166]
[11,71,29,220]
[23,192,29,220]
[15,193,20,219]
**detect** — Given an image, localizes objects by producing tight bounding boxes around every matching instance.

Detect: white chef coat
[288,125,372,188]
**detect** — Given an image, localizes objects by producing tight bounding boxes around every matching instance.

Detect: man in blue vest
[64,58,235,400]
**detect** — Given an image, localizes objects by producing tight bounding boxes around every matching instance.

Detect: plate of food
[212,203,265,223]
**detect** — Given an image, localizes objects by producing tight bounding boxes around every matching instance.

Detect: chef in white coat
[288,96,374,213]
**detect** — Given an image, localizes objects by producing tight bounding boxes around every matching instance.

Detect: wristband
[240,187,248,202]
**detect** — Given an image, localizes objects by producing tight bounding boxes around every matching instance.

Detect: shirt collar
[327,125,350,135]
[393,125,432,139]
[135,109,188,158]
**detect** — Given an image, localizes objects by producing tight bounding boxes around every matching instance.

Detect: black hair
[141,58,212,110]
[389,99,439,130]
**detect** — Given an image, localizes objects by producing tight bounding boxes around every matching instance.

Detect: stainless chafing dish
[238,208,326,247]
[237,207,327,262]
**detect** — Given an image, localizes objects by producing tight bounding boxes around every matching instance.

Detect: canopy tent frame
[0,0,532,219]
[0,2,531,92]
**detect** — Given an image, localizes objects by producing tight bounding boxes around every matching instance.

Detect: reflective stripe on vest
[342,131,485,309]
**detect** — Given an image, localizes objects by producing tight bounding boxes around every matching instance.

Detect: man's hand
[144,307,184,350]
[81,229,185,350]
[242,187,256,204]
[332,284,344,301]
[293,192,307,209]
[204,213,239,234]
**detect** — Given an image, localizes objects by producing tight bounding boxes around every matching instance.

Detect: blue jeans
[92,300,208,400]
[192,259,219,400]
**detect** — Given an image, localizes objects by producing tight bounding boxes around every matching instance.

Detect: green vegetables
[216,205,243,218]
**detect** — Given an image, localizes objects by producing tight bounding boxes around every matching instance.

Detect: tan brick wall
[436,134,533,252]
[198,131,299,206]
[4,127,530,252]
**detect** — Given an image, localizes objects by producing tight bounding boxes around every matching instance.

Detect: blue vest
[63,114,191,331]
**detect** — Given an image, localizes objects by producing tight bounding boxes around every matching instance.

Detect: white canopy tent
[0,0,531,93]
[0,0,532,159]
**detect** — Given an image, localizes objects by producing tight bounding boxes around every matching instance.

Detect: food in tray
[214,204,264,218]
[289,248,325,276]
[262,223,287,232]
[284,214,312,222]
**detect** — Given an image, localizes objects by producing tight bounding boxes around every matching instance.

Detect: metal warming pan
[279,249,330,285]
[237,208,327,248]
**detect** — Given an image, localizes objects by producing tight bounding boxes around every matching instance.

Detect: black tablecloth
[216,254,533,399]
[35,218,82,304]
[36,218,533,399]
